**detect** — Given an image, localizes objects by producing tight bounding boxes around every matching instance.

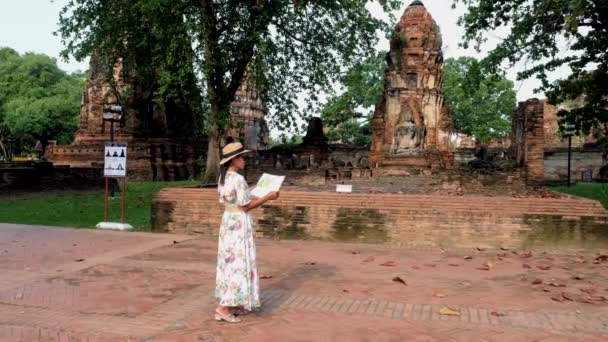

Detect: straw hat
[219,142,251,165]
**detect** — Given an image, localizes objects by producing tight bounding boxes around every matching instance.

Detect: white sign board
[104,143,127,177]
[250,173,284,198]
[336,184,353,193]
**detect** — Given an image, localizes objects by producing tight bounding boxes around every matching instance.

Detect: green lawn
[550,183,608,209]
[0,181,198,230]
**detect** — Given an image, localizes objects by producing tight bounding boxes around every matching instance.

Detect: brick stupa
[369,1,453,169]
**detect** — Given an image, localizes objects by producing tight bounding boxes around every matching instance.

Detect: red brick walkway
[0,223,607,341]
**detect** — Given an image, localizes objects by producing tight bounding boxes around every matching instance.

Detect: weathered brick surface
[512,99,547,184]
[152,188,608,250]
[1,224,607,341]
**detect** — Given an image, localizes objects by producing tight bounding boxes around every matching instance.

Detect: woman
[214,142,279,323]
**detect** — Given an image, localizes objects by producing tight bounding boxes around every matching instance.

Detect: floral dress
[215,171,260,310]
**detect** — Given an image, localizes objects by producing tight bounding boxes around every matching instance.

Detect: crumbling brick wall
[511,99,545,184]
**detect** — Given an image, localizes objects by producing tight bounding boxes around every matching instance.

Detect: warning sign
[104,143,127,177]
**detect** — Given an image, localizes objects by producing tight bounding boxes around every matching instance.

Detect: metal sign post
[97,143,132,230]
[97,102,132,230]
[563,124,576,188]
[102,104,123,197]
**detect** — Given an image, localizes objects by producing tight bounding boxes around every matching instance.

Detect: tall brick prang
[369,1,452,169]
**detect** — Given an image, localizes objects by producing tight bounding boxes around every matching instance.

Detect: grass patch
[0,181,198,230]
[550,183,608,209]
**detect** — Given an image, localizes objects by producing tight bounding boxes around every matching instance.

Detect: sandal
[233,308,252,316]
[214,310,241,323]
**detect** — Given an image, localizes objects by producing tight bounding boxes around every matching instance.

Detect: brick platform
[0,223,607,341]
[152,187,608,251]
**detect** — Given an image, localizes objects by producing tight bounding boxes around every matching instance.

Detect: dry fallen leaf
[537,265,551,271]
[74,258,85,262]
[260,275,273,279]
[305,262,316,266]
[433,292,447,298]
[546,282,566,287]
[464,256,473,260]
[522,263,532,269]
[580,287,597,295]
[490,311,506,317]
[351,250,361,255]
[542,287,551,292]
[500,247,510,251]
[423,263,437,268]
[594,255,608,264]
[560,292,575,301]
[573,275,584,280]
[448,263,460,267]
[439,306,460,316]
[532,279,543,285]
[392,276,407,286]
[380,261,397,267]
[342,289,350,293]
[476,247,486,252]
[588,295,607,302]
[479,261,493,271]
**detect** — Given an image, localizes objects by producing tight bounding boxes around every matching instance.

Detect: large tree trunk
[0,140,7,160]
[203,128,221,184]
[202,100,230,184]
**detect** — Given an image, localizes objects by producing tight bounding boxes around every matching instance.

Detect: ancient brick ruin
[369,1,452,170]
[226,74,269,150]
[514,99,604,183]
[46,55,204,181]
[46,57,270,180]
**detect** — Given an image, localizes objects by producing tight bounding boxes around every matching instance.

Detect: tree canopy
[443,57,516,142]
[0,48,84,157]
[57,0,401,181]
[454,0,608,139]
[321,52,386,145]
[320,53,516,144]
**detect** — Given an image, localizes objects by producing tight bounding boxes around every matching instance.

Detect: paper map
[250,173,284,198]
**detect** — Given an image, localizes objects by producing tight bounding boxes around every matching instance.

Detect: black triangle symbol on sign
[120,150,125,157]
[106,151,111,157]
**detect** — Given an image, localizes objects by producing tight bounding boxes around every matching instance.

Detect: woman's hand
[242,191,280,212]
[267,191,280,201]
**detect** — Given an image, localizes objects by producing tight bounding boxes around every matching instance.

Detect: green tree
[454,0,608,139]
[443,57,516,142]
[321,52,385,145]
[57,0,400,181]
[0,48,84,155]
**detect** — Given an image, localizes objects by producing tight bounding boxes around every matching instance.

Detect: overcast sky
[0,0,570,136]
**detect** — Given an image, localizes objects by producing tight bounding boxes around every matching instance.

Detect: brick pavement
[0,223,607,341]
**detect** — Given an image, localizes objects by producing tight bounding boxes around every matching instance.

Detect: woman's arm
[241,191,279,213]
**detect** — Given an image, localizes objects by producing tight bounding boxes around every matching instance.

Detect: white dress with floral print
[215,171,260,310]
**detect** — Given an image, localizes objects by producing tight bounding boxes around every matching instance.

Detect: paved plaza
[0,223,607,341]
